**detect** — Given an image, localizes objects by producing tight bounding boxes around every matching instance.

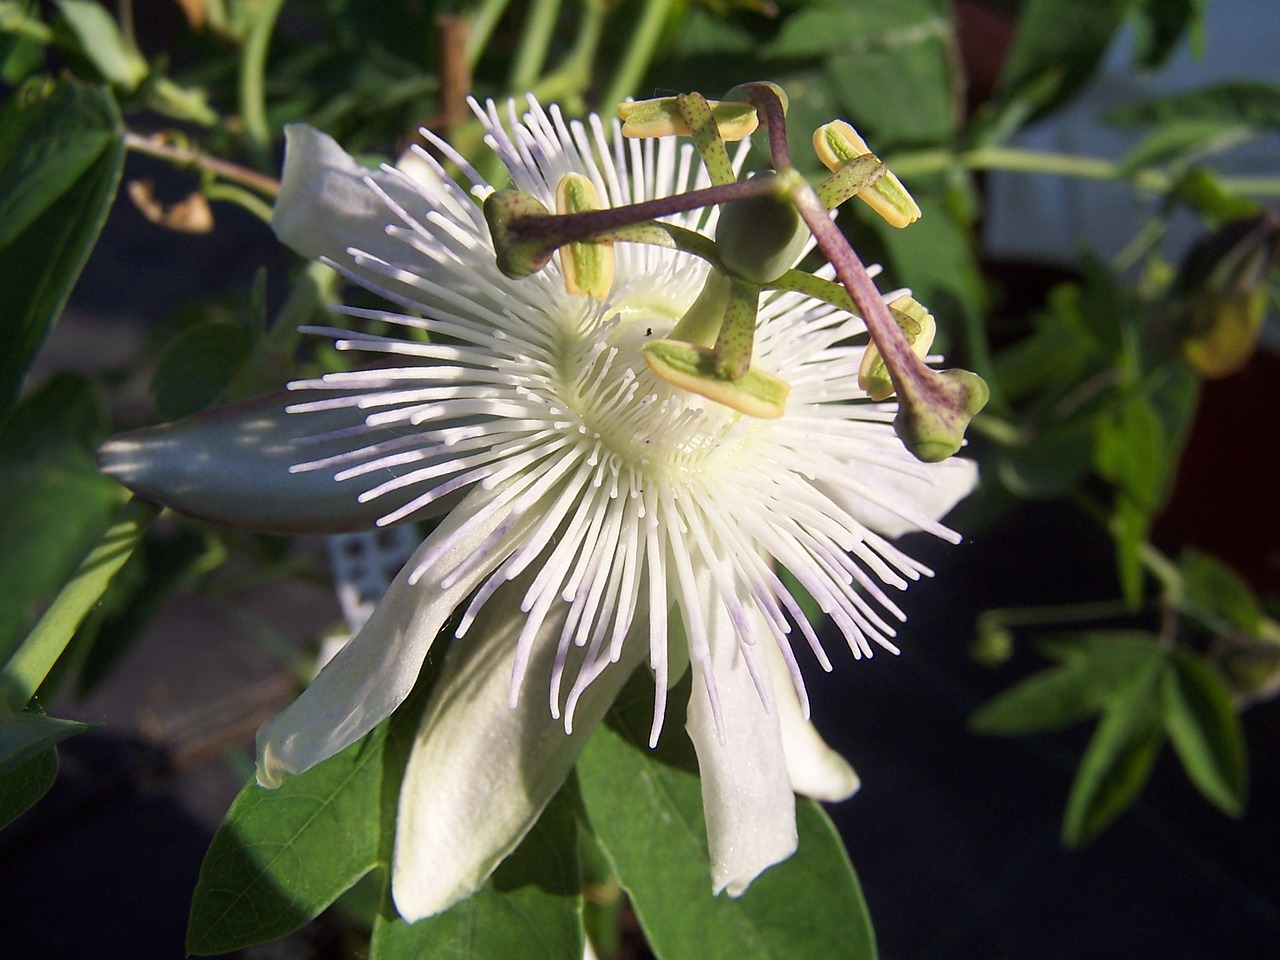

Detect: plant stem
[890,146,1280,197]
[599,0,672,109]
[124,130,281,196]
[239,0,285,166]
[509,0,562,91]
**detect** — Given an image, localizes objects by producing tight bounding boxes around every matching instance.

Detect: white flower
[99,97,977,922]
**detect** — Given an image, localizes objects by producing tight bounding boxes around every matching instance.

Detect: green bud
[483,189,555,279]
[716,190,809,284]
[894,368,989,463]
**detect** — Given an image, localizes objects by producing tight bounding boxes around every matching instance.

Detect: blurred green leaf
[151,321,253,421]
[825,37,956,148]
[1094,394,1165,510]
[0,374,124,662]
[55,0,147,91]
[0,80,123,415]
[1178,549,1261,636]
[1063,652,1166,846]
[578,673,877,960]
[767,0,945,61]
[187,721,396,955]
[1130,0,1205,69]
[1161,651,1246,816]
[1111,495,1149,609]
[369,785,583,960]
[1118,119,1253,176]
[0,710,89,778]
[1,497,157,710]
[994,0,1129,119]
[996,414,1096,499]
[1171,169,1261,224]
[972,632,1166,735]
[0,745,58,832]
[1107,80,1280,131]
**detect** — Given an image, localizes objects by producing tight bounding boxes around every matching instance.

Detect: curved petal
[392,574,648,921]
[255,482,542,786]
[839,455,979,539]
[274,124,422,270]
[685,595,797,897]
[96,391,440,534]
[764,638,859,802]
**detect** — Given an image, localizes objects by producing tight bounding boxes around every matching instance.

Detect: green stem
[598,0,672,109]
[466,0,513,66]
[1,499,159,711]
[509,0,563,91]
[890,146,1280,197]
[202,182,275,223]
[124,131,281,196]
[239,0,285,166]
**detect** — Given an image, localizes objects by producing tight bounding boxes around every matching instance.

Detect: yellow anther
[555,173,614,299]
[643,339,789,419]
[857,295,937,401]
[618,97,759,141]
[813,120,921,228]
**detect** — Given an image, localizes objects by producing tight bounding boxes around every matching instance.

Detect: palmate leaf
[577,674,876,960]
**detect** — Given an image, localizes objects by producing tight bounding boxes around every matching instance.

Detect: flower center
[559,302,752,479]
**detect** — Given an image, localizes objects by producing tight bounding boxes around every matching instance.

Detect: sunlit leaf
[369,785,583,960]
[578,674,877,960]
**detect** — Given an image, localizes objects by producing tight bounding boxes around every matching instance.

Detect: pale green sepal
[96,391,432,534]
[255,483,545,788]
[392,572,648,921]
[618,97,759,140]
[764,638,859,802]
[643,340,789,419]
[685,590,797,897]
[894,369,990,463]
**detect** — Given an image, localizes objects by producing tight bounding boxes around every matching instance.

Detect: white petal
[685,596,797,897]
[255,483,539,786]
[273,124,429,291]
[96,391,430,534]
[392,575,647,921]
[840,455,979,539]
[764,638,860,802]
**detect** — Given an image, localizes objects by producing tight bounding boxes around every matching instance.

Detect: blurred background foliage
[1,0,1278,956]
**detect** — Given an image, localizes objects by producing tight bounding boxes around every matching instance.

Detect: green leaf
[1161,651,1246,816]
[1118,119,1253,176]
[825,36,956,148]
[1178,549,1261,636]
[1093,394,1165,510]
[0,746,58,832]
[187,722,396,955]
[0,374,124,662]
[1111,494,1150,610]
[1,496,156,710]
[55,0,147,91]
[1131,0,1205,68]
[1106,80,1280,132]
[369,784,583,960]
[994,0,1130,119]
[1062,653,1167,846]
[577,674,877,960]
[767,0,946,60]
[0,80,123,415]
[0,710,90,778]
[972,632,1166,735]
[151,321,253,421]
[996,413,1096,499]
